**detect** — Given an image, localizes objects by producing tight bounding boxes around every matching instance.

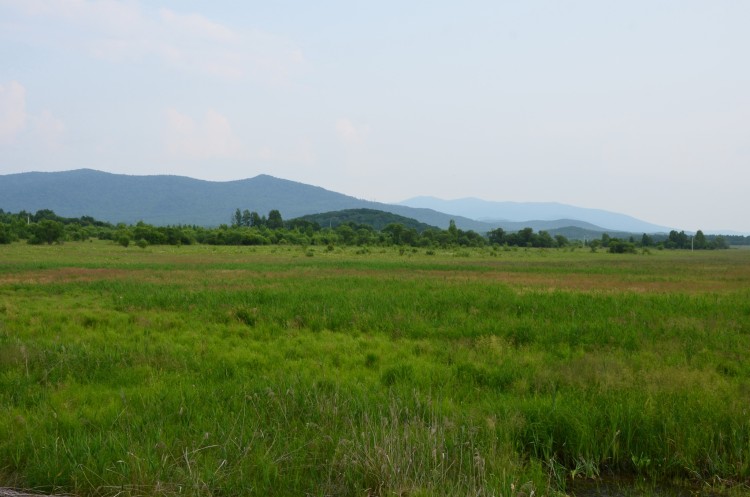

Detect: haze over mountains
[0,169,673,234]
[400,197,672,234]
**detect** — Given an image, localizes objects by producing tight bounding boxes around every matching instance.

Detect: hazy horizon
[1,1,749,232]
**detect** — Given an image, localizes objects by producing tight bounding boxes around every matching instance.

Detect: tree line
[0,208,738,250]
[576,230,729,253]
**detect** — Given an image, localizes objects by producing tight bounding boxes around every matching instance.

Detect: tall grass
[1,242,749,496]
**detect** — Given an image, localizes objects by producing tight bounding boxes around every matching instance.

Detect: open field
[1,242,749,496]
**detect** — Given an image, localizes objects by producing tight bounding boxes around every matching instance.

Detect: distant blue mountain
[0,169,486,229]
[0,169,672,234]
[399,196,672,234]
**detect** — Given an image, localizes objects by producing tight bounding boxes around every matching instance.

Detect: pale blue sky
[1,1,748,232]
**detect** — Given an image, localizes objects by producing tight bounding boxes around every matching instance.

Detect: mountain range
[399,197,672,233]
[0,169,672,234]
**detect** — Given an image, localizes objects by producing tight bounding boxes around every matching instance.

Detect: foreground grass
[1,242,749,496]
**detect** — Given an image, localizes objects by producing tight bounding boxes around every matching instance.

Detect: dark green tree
[30,220,65,245]
[32,209,59,222]
[335,224,355,244]
[667,230,689,249]
[448,220,458,241]
[554,235,569,248]
[711,235,728,249]
[401,227,419,246]
[488,228,506,245]
[267,210,284,229]
[694,230,707,249]
[241,209,252,227]
[536,230,554,248]
[0,224,14,244]
[458,230,485,247]
[608,239,636,254]
[250,211,264,227]
[382,223,405,245]
[355,227,374,245]
[518,227,535,247]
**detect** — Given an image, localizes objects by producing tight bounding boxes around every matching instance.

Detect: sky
[1,1,749,233]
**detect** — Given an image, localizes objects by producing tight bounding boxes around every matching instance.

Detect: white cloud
[2,0,305,83]
[0,80,27,142]
[159,8,238,43]
[336,117,369,144]
[2,0,143,37]
[0,80,64,147]
[165,108,242,160]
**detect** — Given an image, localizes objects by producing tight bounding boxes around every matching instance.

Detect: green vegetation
[1,242,749,496]
[1,209,741,251]
[293,208,438,232]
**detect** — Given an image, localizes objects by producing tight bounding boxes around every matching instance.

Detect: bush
[29,220,64,245]
[0,225,15,244]
[608,240,637,254]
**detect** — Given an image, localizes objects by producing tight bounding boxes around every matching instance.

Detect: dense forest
[0,208,739,251]
[292,208,437,232]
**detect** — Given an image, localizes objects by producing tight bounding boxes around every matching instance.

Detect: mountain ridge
[399,196,672,233]
[0,169,490,230]
[0,169,670,234]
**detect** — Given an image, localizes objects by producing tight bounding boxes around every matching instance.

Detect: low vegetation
[1,241,749,496]
[0,209,740,250]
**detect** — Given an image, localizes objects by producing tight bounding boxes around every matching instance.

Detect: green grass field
[1,242,749,496]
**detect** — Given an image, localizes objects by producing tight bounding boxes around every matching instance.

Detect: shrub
[0,225,15,244]
[608,240,637,254]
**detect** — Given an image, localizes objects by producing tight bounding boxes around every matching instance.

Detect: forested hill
[0,169,487,230]
[292,209,437,232]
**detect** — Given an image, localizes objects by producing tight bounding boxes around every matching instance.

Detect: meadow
[1,242,749,496]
